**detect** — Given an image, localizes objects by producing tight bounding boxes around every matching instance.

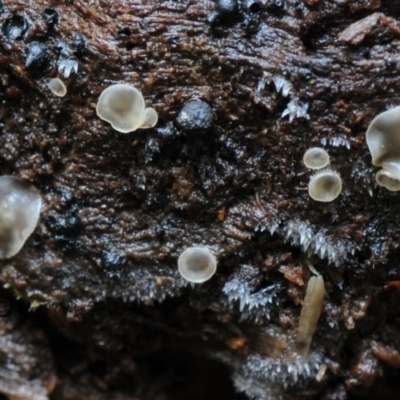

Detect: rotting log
[1,0,400,399]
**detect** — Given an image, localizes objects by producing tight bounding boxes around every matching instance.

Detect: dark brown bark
[1,0,400,399]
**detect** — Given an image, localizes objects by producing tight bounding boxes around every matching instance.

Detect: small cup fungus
[366,106,400,191]
[140,107,158,129]
[178,247,217,283]
[49,78,67,97]
[303,147,330,170]
[308,170,342,202]
[96,84,158,133]
[0,176,41,259]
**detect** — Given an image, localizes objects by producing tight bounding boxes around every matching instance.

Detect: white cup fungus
[0,176,41,259]
[96,84,158,133]
[303,147,330,170]
[308,170,342,202]
[49,78,67,97]
[140,107,158,129]
[178,247,217,283]
[366,106,400,191]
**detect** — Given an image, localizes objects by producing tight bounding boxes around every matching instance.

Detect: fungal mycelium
[178,247,217,283]
[366,106,400,191]
[96,84,158,133]
[0,176,41,259]
[303,147,330,170]
[308,169,342,202]
[49,77,67,97]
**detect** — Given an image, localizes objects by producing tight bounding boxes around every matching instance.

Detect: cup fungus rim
[49,77,67,97]
[308,169,342,203]
[178,246,217,284]
[303,147,330,170]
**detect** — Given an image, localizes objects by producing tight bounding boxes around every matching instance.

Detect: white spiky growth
[320,136,351,150]
[281,98,309,122]
[223,278,282,323]
[215,348,324,400]
[272,75,293,97]
[58,58,78,78]
[265,219,351,266]
[256,72,271,93]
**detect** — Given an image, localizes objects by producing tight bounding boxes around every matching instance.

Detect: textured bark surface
[1,0,400,399]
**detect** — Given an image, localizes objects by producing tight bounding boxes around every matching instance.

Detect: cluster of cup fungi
[303,147,342,203]
[171,106,400,360]
[0,82,159,263]
[0,79,397,362]
[49,80,158,132]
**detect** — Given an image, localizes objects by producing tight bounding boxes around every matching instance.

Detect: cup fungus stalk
[296,271,326,359]
[366,106,400,191]
[178,247,217,283]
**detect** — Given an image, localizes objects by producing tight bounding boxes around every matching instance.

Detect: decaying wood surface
[1,0,400,399]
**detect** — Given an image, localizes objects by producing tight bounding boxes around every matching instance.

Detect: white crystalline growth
[257,73,271,93]
[320,136,351,150]
[266,219,350,266]
[0,176,41,259]
[272,76,293,97]
[281,221,349,265]
[215,349,323,400]
[223,273,282,323]
[58,57,79,78]
[238,352,322,388]
[281,99,310,122]
[233,373,283,400]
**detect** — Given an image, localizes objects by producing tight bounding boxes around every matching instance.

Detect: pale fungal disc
[366,106,400,167]
[49,78,67,97]
[140,107,158,129]
[303,147,330,170]
[178,247,217,283]
[308,170,342,202]
[0,176,42,259]
[96,84,146,133]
